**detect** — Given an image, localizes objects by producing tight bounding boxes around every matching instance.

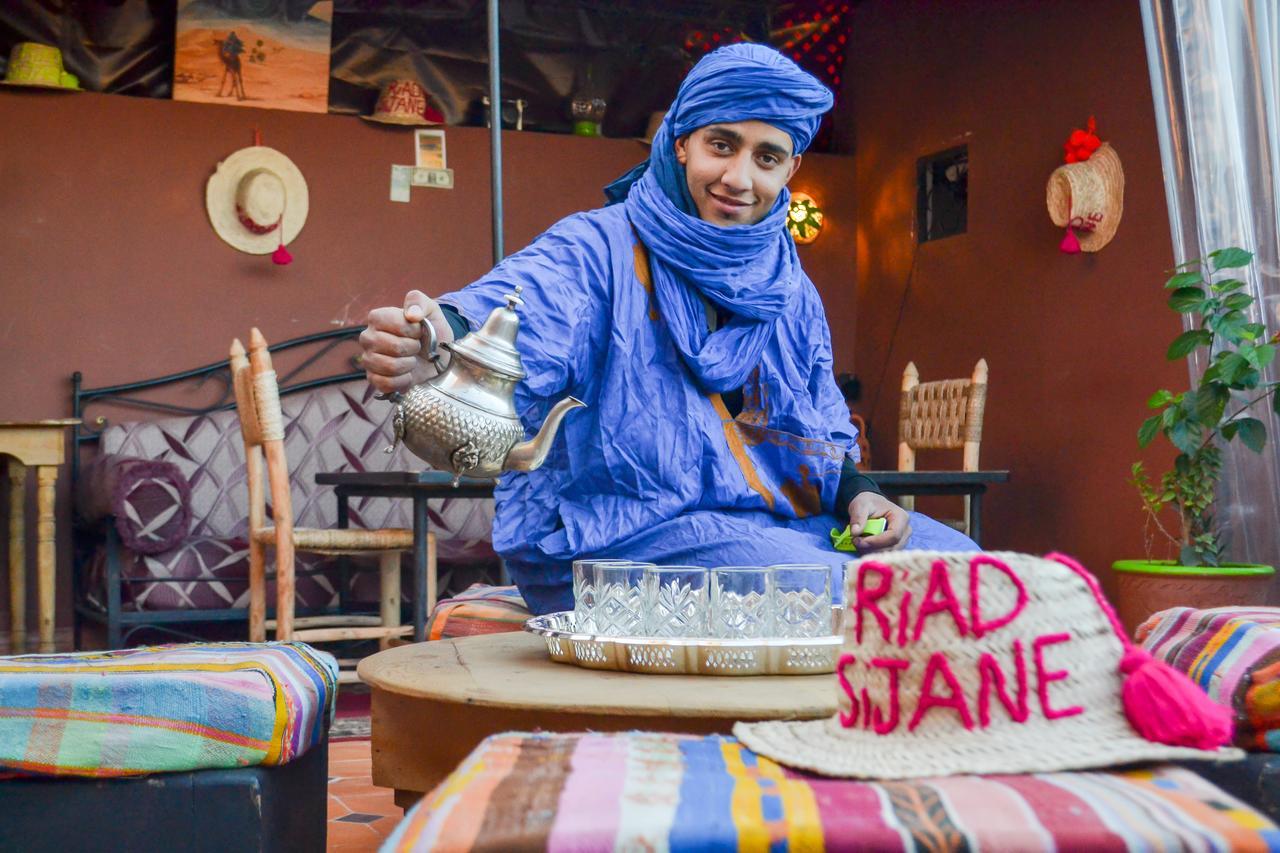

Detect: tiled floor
[328,739,403,852]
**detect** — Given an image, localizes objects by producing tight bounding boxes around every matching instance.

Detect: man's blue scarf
[605,44,833,393]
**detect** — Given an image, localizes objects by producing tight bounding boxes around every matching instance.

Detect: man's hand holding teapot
[360,290,455,394]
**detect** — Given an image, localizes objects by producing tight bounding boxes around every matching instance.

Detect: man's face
[674,120,802,226]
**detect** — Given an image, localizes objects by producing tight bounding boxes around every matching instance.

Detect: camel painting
[215,31,247,100]
[174,0,332,113]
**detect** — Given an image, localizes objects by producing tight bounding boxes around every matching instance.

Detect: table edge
[357,639,835,718]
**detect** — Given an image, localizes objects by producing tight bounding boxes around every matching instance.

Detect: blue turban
[606,43,833,211]
[605,44,834,393]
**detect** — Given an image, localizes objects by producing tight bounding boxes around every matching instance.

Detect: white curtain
[1141,0,1280,593]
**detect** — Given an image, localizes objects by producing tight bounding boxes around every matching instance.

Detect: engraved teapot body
[383,287,585,484]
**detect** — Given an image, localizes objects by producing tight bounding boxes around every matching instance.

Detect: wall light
[788,192,824,244]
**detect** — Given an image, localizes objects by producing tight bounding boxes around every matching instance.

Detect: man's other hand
[847,491,911,552]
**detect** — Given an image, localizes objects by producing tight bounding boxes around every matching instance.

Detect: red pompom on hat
[1063,116,1102,164]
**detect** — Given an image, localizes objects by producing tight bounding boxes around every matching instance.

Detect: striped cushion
[383,732,1280,852]
[427,584,529,640]
[0,642,337,777]
[1138,606,1280,752]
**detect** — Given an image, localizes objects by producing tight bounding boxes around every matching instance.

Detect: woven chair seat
[251,526,413,553]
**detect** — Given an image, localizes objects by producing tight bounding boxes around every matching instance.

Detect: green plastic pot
[1111,559,1274,637]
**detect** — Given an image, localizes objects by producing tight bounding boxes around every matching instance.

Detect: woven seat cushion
[0,642,336,777]
[426,584,529,640]
[384,732,1280,852]
[1138,606,1280,752]
[252,525,414,552]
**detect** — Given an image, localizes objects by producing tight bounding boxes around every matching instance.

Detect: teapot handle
[420,318,446,374]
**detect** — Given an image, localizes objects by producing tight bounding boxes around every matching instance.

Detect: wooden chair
[849,413,872,471]
[897,359,988,537]
[231,329,434,676]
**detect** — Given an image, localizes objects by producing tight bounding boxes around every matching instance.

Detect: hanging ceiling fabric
[0,0,849,147]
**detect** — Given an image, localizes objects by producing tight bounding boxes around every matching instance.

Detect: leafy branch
[1132,247,1280,566]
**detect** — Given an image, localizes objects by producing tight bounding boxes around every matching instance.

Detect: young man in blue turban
[362,44,976,614]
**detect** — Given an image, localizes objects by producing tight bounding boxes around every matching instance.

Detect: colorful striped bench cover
[383,732,1280,852]
[0,642,337,777]
[1138,606,1280,752]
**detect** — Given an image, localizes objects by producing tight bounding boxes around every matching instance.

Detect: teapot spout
[504,396,586,472]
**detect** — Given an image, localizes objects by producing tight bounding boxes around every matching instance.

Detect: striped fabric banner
[0,642,337,777]
[1138,607,1280,752]
[382,732,1280,852]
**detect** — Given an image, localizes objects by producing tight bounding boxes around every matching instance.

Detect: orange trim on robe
[633,238,778,512]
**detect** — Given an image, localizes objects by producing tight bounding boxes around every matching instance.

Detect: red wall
[844,0,1185,584]
[0,89,855,646]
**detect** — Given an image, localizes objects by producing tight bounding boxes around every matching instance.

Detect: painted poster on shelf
[173,0,332,113]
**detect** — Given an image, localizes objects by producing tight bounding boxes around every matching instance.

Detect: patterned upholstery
[75,454,191,555]
[84,380,496,611]
[0,642,337,775]
[1138,606,1280,752]
[385,732,1280,852]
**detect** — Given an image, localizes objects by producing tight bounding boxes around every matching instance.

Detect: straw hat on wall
[1046,143,1124,253]
[206,146,308,257]
[362,79,445,126]
[1,42,80,91]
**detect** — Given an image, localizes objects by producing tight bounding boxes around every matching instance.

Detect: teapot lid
[443,287,527,380]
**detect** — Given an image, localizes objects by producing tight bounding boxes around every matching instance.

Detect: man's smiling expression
[674,120,802,226]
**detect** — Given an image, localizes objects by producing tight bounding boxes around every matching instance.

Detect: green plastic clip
[829,517,888,551]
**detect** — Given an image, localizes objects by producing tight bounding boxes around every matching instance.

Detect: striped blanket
[0,642,337,777]
[427,584,529,641]
[383,732,1280,852]
[1138,607,1280,752]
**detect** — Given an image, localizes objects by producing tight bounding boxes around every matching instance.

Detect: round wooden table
[358,630,835,808]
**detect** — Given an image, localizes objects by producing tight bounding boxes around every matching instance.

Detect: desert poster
[174,0,332,113]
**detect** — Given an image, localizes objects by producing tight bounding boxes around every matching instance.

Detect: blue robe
[442,204,975,614]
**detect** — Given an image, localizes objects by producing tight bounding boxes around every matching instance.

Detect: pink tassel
[1060,227,1081,254]
[1119,646,1234,749]
[272,242,293,266]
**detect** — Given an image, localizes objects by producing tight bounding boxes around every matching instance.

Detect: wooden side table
[2,420,79,653]
[358,630,835,809]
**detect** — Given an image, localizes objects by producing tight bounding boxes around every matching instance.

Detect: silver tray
[523,610,843,676]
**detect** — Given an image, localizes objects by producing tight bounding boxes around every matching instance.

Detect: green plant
[1132,247,1280,567]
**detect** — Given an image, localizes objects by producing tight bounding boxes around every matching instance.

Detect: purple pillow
[76,454,191,555]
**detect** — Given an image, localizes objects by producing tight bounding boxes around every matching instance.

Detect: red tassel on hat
[1119,646,1234,749]
[269,212,292,265]
[1060,227,1081,254]
[1045,552,1233,752]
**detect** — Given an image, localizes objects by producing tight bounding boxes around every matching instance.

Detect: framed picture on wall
[415,129,447,170]
[173,0,333,113]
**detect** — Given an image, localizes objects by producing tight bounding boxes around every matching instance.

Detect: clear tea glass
[593,562,651,636]
[709,566,773,638]
[770,564,833,638]
[572,559,633,633]
[643,565,709,638]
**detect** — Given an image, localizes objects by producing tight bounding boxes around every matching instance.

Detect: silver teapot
[382,286,585,485]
